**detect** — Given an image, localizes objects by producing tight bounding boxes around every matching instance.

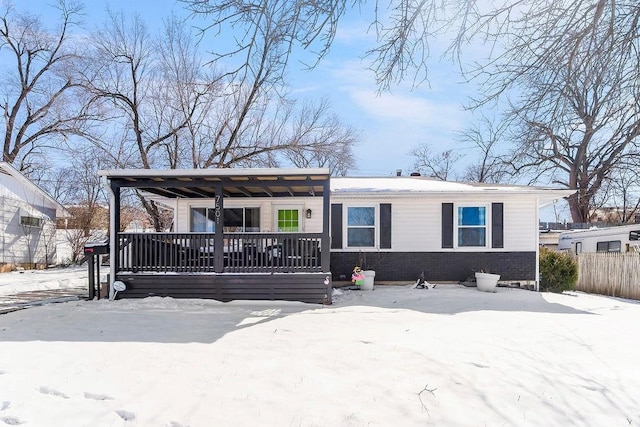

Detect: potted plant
[475,270,500,292]
[354,251,382,291]
[361,269,376,290]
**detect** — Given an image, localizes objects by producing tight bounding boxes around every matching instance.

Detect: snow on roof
[330,176,573,196]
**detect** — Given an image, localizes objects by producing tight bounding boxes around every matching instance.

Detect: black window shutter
[492,202,504,248]
[442,203,454,248]
[331,203,343,249]
[380,203,392,249]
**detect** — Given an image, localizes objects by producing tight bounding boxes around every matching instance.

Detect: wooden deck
[113,232,331,304]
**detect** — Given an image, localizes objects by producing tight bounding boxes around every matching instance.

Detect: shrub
[539,248,578,293]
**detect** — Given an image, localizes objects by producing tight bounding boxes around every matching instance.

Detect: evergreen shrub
[539,248,578,292]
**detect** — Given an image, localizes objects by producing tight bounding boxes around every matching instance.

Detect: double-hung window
[347,206,376,247]
[457,206,487,247]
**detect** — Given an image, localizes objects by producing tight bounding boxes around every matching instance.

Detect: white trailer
[558,224,640,253]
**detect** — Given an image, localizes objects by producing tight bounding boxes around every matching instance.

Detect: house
[0,162,70,270]
[329,177,574,285]
[98,168,573,303]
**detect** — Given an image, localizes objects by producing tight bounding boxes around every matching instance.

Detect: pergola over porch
[99,168,332,304]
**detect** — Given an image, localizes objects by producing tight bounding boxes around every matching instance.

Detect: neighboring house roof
[331,176,575,204]
[0,162,71,218]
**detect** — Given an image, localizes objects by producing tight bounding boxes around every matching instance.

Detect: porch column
[108,180,121,300]
[214,184,224,273]
[321,179,331,272]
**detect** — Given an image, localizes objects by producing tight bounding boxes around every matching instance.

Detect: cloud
[348,89,465,129]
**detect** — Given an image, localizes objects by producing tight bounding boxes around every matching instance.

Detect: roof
[98,169,575,203]
[560,223,640,237]
[331,176,575,204]
[330,177,575,204]
[98,168,331,198]
[0,162,70,217]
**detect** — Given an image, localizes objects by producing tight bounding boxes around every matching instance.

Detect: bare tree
[504,28,640,222]
[0,0,95,172]
[458,116,511,183]
[80,12,215,230]
[410,143,460,181]
[81,8,358,228]
[181,0,474,90]
[179,1,359,173]
[410,120,510,184]
[281,103,358,176]
[595,167,640,224]
[193,96,358,175]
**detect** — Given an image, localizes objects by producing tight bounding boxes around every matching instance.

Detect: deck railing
[117,232,324,274]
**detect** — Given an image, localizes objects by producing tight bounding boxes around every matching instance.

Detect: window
[20,216,43,227]
[596,240,621,252]
[457,206,487,247]
[190,207,216,232]
[223,207,260,232]
[575,242,582,253]
[629,230,640,241]
[277,209,300,232]
[347,207,375,247]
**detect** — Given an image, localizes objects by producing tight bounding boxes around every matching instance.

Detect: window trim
[454,204,490,249]
[344,204,378,249]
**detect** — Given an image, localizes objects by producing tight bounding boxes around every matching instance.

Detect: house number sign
[214,195,221,225]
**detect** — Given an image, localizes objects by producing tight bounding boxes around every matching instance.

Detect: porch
[100,168,332,304]
[117,232,323,273]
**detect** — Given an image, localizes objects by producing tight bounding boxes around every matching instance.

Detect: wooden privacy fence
[575,253,640,300]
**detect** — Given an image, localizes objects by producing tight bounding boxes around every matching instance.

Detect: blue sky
[23,0,481,177]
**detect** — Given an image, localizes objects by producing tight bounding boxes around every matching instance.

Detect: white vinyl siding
[330,195,538,252]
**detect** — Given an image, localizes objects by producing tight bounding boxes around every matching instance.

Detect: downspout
[535,197,540,292]
[103,175,117,301]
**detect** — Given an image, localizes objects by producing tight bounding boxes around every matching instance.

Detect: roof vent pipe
[396,169,402,176]
[410,172,421,177]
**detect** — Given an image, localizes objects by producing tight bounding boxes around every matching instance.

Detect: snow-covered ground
[0,265,89,296]
[1,270,639,426]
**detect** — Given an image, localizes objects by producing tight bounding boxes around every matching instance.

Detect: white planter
[475,272,500,293]
[361,270,376,290]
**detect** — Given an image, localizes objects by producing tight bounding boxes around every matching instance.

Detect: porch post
[214,184,224,273]
[535,197,540,292]
[321,179,331,272]
[108,180,121,300]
